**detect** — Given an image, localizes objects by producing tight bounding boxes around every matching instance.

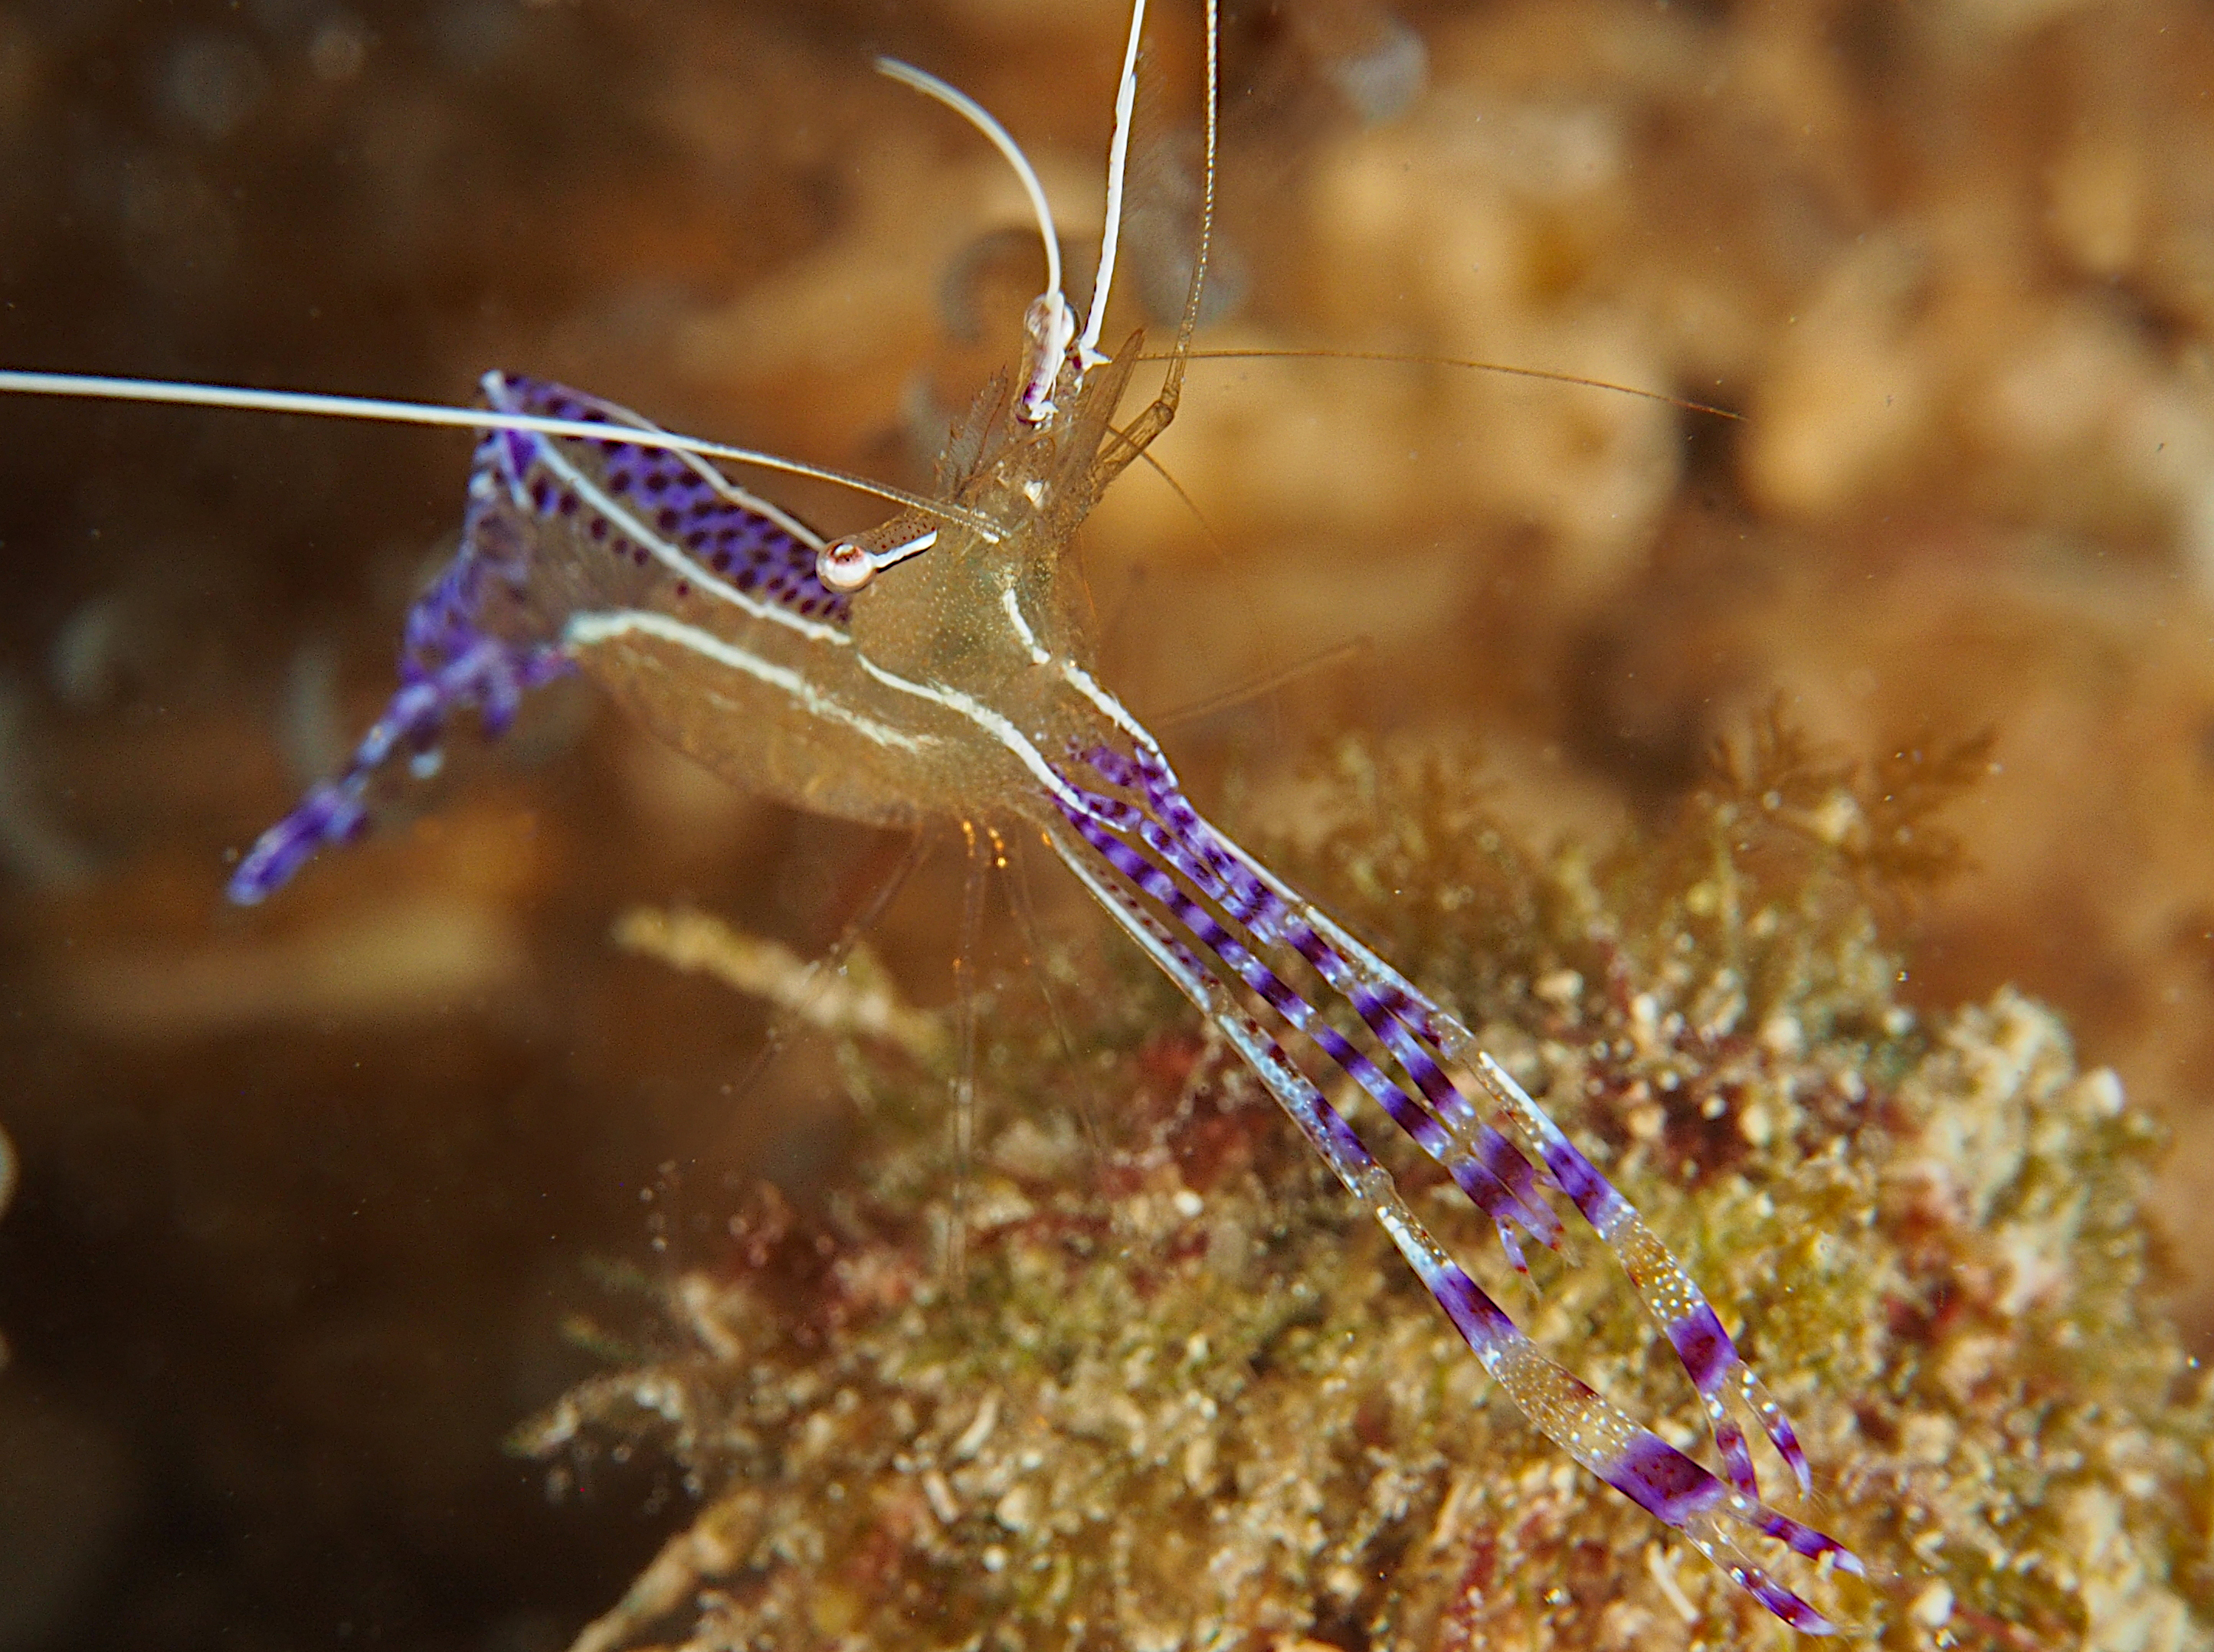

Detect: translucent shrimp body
[18,2,1862,1634]
[221,336,1859,1629]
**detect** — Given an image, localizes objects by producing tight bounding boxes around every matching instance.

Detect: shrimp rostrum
[37,1,1865,1634]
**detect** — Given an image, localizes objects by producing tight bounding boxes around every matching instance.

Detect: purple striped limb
[1272,893,1812,1504]
[228,631,572,904]
[1388,1215,1859,1635]
[230,373,848,905]
[1471,1051,1813,1500]
[1049,823,1383,1193]
[1088,741,1819,1506]
[1056,784,1561,1269]
[228,414,577,904]
[1364,974,1813,1502]
[1070,749,1561,1260]
[1054,744,1859,1627]
[1045,814,1858,1634]
[1089,747,1565,1227]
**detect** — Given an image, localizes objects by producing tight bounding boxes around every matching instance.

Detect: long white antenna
[1077,0,1149,368]
[874,56,1076,422]
[0,368,1002,541]
[876,57,1063,310]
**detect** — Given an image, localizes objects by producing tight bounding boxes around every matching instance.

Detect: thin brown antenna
[1156,0,1221,416]
[1142,346,1742,420]
[1155,636,1375,730]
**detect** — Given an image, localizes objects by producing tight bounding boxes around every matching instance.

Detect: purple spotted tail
[228,374,839,904]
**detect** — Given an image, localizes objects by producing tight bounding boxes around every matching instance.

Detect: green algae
[519,725,2212,1652]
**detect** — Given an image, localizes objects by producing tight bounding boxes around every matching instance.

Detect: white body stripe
[1059,659,1158,753]
[853,654,1083,812]
[1000,588,1052,666]
[563,610,925,754]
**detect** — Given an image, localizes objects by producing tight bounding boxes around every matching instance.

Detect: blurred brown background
[2,0,2212,1647]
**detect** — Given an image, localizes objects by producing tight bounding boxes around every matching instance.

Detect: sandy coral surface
[2,0,2212,1648]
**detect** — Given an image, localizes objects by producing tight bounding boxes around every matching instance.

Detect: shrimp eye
[817,528,938,593]
[818,538,876,592]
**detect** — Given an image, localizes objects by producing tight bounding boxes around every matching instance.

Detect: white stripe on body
[999,588,1051,666]
[1058,659,1158,754]
[562,609,927,755]
[852,653,1086,814]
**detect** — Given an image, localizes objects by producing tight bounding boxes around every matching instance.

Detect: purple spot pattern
[228,374,839,901]
[485,375,852,626]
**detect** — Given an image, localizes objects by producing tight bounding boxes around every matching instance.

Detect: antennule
[0,368,1004,540]
[1076,0,1150,371]
[875,56,1076,423]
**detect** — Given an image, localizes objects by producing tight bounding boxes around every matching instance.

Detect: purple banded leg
[1331,959,1811,1500]
[1470,1052,1815,1499]
[1046,818,1857,1635]
[229,421,577,905]
[1099,748,1564,1231]
[1072,749,1564,1262]
[1047,821,1383,1199]
[1121,741,1819,1503]
[1398,1228,1858,1636]
[1078,741,1826,1506]
[1056,802,1556,1264]
[1162,842,1562,1267]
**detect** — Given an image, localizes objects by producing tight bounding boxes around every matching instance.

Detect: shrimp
[0,0,1859,1632]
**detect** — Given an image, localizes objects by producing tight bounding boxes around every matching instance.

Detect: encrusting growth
[524,727,2212,1652]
